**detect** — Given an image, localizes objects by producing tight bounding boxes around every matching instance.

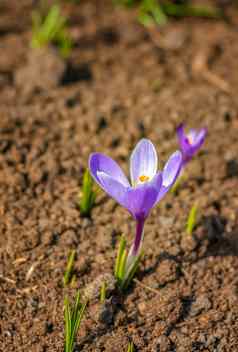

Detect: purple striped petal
[89,153,130,187]
[176,123,185,140]
[96,171,128,209]
[177,124,207,163]
[176,124,190,152]
[130,139,158,186]
[125,172,162,220]
[156,150,182,203]
[193,128,207,147]
[186,128,207,159]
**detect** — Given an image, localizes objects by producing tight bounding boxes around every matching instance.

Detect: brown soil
[1,1,238,351]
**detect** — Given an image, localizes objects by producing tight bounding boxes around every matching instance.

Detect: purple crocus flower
[176,124,207,165]
[89,139,182,260]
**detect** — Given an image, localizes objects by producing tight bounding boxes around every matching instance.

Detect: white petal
[130,139,158,186]
[162,151,182,187]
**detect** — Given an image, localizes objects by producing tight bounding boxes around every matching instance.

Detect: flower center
[187,133,196,145]
[139,175,150,183]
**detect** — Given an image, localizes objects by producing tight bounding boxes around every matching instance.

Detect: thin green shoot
[112,0,222,26]
[113,0,135,7]
[70,274,77,288]
[161,1,222,19]
[31,4,72,57]
[114,235,142,290]
[100,282,107,303]
[186,204,198,235]
[79,169,96,217]
[171,174,187,194]
[65,0,81,3]
[118,247,128,281]
[138,0,167,26]
[127,341,135,352]
[122,251,143,290]
[170,177,181,194]
[63,250,76,287]
[114,235,127,280]
[64,291,87,352]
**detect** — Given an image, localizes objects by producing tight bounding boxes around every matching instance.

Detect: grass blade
[122,251,143,290]
[162,1,222,19]
[63,250,76,287]
[118,248,127,281]
[114,235,127,278]
[186,204,198,235]
[64,291,87,352]
[138,0,167,26]
[79,169,96,217]
[127,341,135,352]
[31,4,72,57]
[100,282,107,303]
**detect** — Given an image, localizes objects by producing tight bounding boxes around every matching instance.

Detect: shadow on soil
[197,214,238,259]
[131,214,238,296]
[61,62,93,85]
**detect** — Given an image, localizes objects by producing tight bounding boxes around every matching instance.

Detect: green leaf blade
[186,204,198,235]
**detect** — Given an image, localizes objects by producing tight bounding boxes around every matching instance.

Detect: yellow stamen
[139,175,150,183]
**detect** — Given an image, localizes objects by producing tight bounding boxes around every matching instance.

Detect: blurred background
[1,1,238,351]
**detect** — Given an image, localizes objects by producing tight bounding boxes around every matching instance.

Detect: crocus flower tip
[176,123,207,164]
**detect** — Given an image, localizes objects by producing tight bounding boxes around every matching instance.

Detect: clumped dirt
[15,47,66,95]
[1,1,238,351]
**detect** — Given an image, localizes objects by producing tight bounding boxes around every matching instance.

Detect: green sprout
[162,2,222,19]
[170,177,181,194]
[171,173,187,194]
[100,282,107,303]
[113,0,135,6]
[65,0,81,3]
[127,341,135,352]
[113,0,222,26]
[31,4,72,57]
[114,235,142,290]
[79,169,96,217]
[63,250,76,287]
[186,203,198,235]
[138,0,167,26]
[64,291,87,352]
